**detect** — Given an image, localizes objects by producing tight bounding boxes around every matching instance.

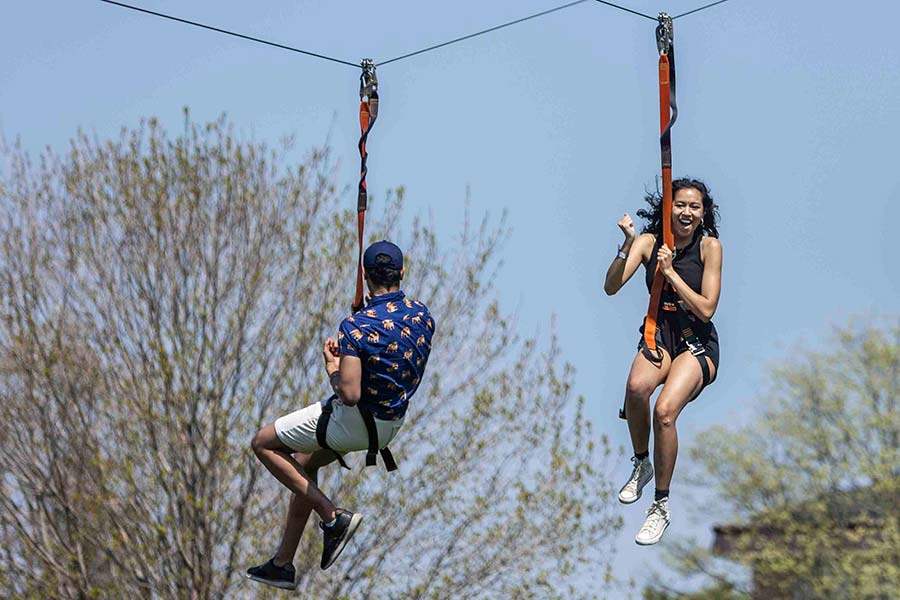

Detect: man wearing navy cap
[246,240,435,589]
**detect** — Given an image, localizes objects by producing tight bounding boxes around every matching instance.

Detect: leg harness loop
[315,395,398,472]
[316,396,350,470]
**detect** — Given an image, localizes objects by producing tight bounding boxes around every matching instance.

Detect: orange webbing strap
[642,14,676,362]
[352,60,378,313]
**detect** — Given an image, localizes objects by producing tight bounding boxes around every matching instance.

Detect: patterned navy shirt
[338,291,434,420]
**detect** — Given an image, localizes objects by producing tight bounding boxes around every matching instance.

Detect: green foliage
[0,113,620,598]
[653,321,899,599]
[643,581,749,600]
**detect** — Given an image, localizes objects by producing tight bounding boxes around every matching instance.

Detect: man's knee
[251,426,279,456]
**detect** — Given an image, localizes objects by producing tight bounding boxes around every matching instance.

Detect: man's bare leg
[251,425,337,522]
[272,450,337,566]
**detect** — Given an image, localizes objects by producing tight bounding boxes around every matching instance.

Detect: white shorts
[274,398,404,455]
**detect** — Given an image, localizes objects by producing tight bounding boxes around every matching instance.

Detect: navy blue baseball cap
[363,240,403,270]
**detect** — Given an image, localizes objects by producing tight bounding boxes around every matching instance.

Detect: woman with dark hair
[603,178,722,545]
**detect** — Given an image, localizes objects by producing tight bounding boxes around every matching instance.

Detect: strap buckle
[359,59,378,100]
[656,13,673,55]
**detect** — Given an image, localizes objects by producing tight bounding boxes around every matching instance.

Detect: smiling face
[672,187,704,241]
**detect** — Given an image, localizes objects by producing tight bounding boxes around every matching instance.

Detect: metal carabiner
[359,59,378,100]
[656,13,673,56]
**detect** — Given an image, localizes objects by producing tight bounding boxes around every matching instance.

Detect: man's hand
[323,338,341,375]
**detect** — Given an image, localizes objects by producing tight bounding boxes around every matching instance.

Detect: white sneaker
[635,497,670,545]
[618,456,653,504]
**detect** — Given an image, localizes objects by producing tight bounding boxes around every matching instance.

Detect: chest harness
[620,15,710,419]
[316,60,398,472]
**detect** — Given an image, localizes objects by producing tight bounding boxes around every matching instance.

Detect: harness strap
[688,351,713,404]
[315,395,398,472]
[358,404,398,472]
[316,395,350,470]
[626,14,677,421]
[641,13,677,362]
[696,352,711,387]
[676,303,706,360]
[353,59,379,313]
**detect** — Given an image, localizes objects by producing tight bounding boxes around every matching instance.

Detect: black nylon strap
[661,43,677,167]
[358,404,398,472]
[697,352,711,386]
[688,353,712,403]
[316,395,350,470]
[357,93,378,213]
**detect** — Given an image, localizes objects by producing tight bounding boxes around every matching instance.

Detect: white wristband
[616,246,628,260]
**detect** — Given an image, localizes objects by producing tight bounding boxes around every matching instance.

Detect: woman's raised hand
[617,213,636,241]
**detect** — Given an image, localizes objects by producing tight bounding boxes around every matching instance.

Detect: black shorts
[638,314,719,388]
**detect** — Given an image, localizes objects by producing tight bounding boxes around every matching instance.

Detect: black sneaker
[246,558,297,590]
[320,509,363,570]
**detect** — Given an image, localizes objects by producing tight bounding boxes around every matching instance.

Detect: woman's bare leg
[652,354,715,490]
[624,349,672,455]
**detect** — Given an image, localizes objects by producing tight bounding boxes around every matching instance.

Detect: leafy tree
[0,113,620,599]
[643,582,748,600]
[649,321,899,599]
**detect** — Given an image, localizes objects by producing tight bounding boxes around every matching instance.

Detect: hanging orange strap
[353,60,378,313]
[641,14,676,361]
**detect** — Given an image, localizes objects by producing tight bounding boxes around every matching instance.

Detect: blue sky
[4,0,899,592]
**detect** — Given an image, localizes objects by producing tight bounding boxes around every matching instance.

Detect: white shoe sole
[618,489,643,504]
[322,512,363,570]
[245,574,298,590]
[635,520,669,546]
[618,465,653,504]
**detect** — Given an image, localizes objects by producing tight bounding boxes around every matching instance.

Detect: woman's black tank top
[643,229,718,351]
[645,230,705,297]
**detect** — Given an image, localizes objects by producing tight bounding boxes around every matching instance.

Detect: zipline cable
[97,0,360,68]
[99,0,739,71]
[592,0,656,21]
[379,0,592,66]
[674,0,734,20]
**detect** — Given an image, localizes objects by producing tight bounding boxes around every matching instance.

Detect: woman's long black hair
[637,178,720,238]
